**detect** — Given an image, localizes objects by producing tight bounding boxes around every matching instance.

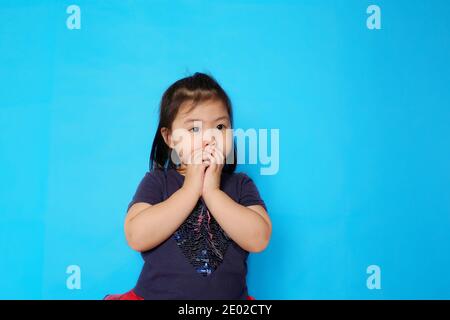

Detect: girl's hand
[182,148,209,198]
[202,145,225,197]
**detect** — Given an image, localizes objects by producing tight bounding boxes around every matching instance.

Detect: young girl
[104,73,271,300]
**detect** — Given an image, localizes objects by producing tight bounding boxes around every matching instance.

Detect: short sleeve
[238,173,267,211]
[127,170,164,212]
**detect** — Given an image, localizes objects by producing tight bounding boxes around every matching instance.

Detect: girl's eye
[216,124,226,130]
[189,127,200,133]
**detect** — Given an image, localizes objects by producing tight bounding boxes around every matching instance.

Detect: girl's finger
[206,152,217,169]
[202,154,211,167]
[207,152,216,163]
[212,147,225,165]
[205,146,214,160]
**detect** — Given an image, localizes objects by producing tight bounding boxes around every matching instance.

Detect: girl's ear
[160,127,174,148]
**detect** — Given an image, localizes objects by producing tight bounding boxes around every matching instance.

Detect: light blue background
[1,0,449,299]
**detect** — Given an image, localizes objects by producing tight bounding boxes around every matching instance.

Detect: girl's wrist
[180,184,201,199]
[202,187,222,201]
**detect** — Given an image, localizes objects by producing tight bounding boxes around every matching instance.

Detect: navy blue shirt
[127,167,267,300]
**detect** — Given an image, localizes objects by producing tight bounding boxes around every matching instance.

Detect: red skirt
[104,289,255,300]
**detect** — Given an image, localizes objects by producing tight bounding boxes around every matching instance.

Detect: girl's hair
[149,72,237,173]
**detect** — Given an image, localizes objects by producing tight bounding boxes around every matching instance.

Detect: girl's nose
[203,136,216,149]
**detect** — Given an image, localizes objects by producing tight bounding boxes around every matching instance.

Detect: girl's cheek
[186,141,196,162]
[192,135,203,151]
[171,129,187,158]
[175,134,193,163]
[184,135,204,161]
[223,132,233,156]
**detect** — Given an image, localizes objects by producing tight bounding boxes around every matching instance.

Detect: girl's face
[162,99,233,166]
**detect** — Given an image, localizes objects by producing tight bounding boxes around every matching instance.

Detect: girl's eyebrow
[183,115,229,124]
[212,115,230,122]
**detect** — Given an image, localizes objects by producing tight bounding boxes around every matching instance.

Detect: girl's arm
[124,186,199,252]
[125,153,207,252]
[203,189,272,253]
[202,147,272,253]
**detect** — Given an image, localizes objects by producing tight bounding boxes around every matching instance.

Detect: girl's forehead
[177,99,229,121]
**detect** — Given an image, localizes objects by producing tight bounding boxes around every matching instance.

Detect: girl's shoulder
[127,169,166,210]
[224,171,256,185]
[137,168,167,188]
[223,171,267,211]
[144,167,166,179]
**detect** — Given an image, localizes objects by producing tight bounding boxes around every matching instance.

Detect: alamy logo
[234,128,279,176]
[366,5,382,30]
[366,265,382,290]
[66,265,82,290]
[169,122,280,176]
[66,5,81,30]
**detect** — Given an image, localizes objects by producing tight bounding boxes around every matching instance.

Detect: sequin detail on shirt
[173,200,231,276]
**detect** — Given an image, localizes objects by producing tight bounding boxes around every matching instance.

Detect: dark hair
[149,72,237,173]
